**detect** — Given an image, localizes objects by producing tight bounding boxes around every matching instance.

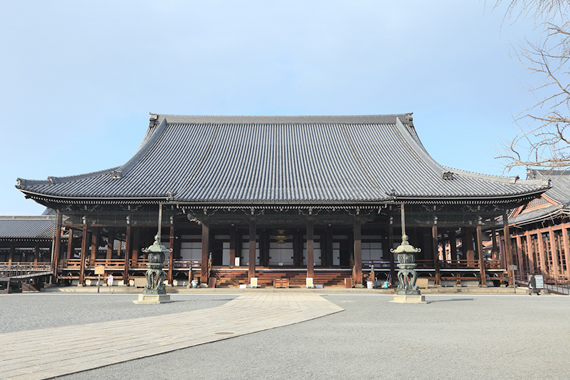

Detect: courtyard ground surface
[0,290,568,379]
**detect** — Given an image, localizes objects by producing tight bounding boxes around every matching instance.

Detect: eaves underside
[22,189,545,207]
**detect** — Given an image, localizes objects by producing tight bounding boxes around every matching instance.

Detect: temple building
[502,169,570,285]
[15,113,550,288]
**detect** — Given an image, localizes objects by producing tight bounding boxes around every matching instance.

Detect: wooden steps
[211,269,351,287]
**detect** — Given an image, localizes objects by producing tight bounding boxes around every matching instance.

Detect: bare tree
[493,1,570,170]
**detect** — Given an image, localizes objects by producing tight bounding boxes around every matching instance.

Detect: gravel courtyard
[1,292,568,380]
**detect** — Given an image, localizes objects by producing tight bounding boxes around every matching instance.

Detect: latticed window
[554,230,566,276]
[542,232,552,275]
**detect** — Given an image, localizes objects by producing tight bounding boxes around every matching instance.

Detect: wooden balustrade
[0,262,52,270]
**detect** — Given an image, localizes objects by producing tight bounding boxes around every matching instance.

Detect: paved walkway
[1,293,343,380]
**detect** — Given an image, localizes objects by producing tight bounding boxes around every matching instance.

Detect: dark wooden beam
[66,227,74,261]
[168,223,174,286]
[476,225,486,286]
[201,222,210,284]
[465,228,475,267]
[307,217,314,279]
[353,216,362,285]
[248,218,256,281]
[123,224,131,286]
[229,225,236,268]
[106,231,114,261]
[89,227,99,267]
[79,223,88,285]
[52,212,63,280]
[388,214,396,286]
[449,230,457,262]
[132,228,140,267]
[433,225,440,285]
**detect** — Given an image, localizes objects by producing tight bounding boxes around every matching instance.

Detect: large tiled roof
[0,216,56,239]
[16,114,549,205]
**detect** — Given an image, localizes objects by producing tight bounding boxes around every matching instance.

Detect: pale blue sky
[0,1,540,214]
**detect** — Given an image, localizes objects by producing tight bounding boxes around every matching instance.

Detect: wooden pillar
[465,228,475,267]
[201,222,210,283]
[52,212,63,279]
[449,230,457,262]
[326,225,333,268]
[34,244,39,265]
[293,230,302,267]
[106,231,114,261]
[502,213,513,286]
[8,244,14,265]
[123,224,131,286]
[66,228,74,261]
[79,222,88,285]
[388,214,396,286]
[89,227,99,267]
[525,231,535,273]
[248,218,256,281]
[548,227,559,281]
[515,235,523,277]
[562,225,570,280]
[537,230,547,276]
[491,229,498,261]
[353,216,362,285]
[307,217,314,279]
[132,228,140,267]
[476,225,486,286]
[229,225,236,268]
[433,225,440,285]
[166,223,174,286]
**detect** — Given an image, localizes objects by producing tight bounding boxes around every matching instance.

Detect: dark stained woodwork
[248,218,256,281]
[422,229,432,261]
[537,229,546,275]
[503,214,513,286]
[66,228,73,260]
[548,227,559,278]
[293,230,302,268]
[89,227,99,267]
[432,225,440,285]
[201,222,210,283]
[449,230,457,262]
[388,215,395,286]
[525,231,535,273]
[307,217,314,279]
[326,225,333,268]
[123,224,131,286]
[106,231,114,260]
[562,226,570,280]
[168,223,174,285]
[52,212,63,279]
[34,244,39,264]
[353,217,362,285]
[8,244,14,265]
[229,225,236,268]
[132,228,140,266]
[476,225,486,286]
[465,228,475,267]
[79,223,88,285]
[491,228,498,261]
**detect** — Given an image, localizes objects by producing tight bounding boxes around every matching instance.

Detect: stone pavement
[0,293,343,380]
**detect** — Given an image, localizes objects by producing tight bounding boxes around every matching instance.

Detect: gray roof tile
[16,114,549,204]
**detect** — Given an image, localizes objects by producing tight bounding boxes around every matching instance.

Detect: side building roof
[0,216,56,240]
[509,169,570,225]
[16,113,549,206]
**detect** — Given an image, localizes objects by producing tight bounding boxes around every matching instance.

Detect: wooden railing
[0,262,52,271]
[364,259,505,270]
[59,259,201,269]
